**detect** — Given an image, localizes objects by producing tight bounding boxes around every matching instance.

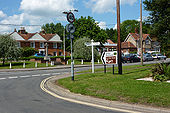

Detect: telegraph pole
[140,0,143,65]
[117,0,122,74]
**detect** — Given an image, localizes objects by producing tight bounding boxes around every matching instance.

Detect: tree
[0,35,21,66]
[20,47,38,57]
[143,0,170,55]
[73,16,108,43]
[105,28,117,43]
[41,23,64,38]
[73,37,99,61]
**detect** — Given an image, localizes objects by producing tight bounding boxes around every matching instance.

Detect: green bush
[151,62,170,81]
[21,47,38,57]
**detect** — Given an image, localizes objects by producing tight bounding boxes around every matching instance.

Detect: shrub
[151,62,170,81]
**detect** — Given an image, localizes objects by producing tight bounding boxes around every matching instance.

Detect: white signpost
[85,40,101,73]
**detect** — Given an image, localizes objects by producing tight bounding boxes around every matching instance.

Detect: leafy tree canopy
[73,16,108,43]
[143,0,170,54]
[73,37,99,61]
[41,23,64,38]
[0,35,21,65]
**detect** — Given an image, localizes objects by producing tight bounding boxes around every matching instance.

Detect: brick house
[10,28,64,56]
[124,32,152,54]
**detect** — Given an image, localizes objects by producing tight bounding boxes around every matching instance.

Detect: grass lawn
[57,64,170,108]
[0,61,54,69]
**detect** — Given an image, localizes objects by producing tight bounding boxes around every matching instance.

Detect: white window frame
[40,42,44,48]
[145,40,150,45]
[53,42,57,48]
[17,42,21,48]
[30,42,35,48]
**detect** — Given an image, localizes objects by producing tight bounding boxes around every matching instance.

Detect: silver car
[143,54,154,61]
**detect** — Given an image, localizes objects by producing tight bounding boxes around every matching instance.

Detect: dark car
[124,54,140,63]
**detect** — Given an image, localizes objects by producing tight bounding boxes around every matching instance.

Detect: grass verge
[57,64,170,108]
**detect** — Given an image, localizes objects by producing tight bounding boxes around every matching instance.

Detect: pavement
[41,74,170,113]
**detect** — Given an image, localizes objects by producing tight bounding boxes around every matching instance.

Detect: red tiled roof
[121,42,136,48]
[18,33,36,40]
[107,39,116,44]
[129,33,150,40]
[39,33,56,41]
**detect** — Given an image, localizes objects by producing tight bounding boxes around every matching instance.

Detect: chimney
[40,28,46,34]
[135,28,138,34]
[19,27,26,34]
[14,28,17,32]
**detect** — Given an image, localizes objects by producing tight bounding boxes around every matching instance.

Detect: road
[0,59,169,113]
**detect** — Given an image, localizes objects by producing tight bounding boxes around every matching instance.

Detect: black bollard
[113,65,114,75]
[104,64,106,73]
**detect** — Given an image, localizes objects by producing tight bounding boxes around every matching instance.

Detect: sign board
[84,42,101,46]
[67,12,75,23]
[101,51,117,64]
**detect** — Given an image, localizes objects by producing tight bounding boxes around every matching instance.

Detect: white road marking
[0,78,7,80]
[20,75,31,78]
[41,74,50,76]
[8,76,18,79]
[51,73,60,75]
[32,74,41,77]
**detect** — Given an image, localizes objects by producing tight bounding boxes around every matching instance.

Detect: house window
[53,43,57,48]
[145,40,150,45]
[40,42,44,48]
[17,42,21,48]
[30,42,35,48]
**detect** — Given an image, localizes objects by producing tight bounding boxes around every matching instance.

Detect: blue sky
[0,0,149,34]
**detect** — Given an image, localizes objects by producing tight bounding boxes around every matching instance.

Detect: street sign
[67,12,75,23]
[66,23,75,33]
[101,51,117,64]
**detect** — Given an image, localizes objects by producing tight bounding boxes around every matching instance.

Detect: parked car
[143,54,154,61]
[152,54,166,60]
[124,54,140,63]
[34,53,45,57]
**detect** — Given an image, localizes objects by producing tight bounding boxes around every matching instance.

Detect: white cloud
[97,21,107,29]
[113,24,117,30]
[20,0,74,17]
[0,0,75,34]
[0,10,7,18]
[85,0,137,13]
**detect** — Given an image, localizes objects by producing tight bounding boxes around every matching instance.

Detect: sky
[0,0,149,34]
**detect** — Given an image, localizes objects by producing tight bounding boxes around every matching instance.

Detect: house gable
[48,34,62,42]
[124,33,136,47]
[10,32,25,41]
[28,33,46,41]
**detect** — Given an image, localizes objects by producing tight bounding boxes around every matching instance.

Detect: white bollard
[98,59,100,64]
[35,62,37,68]
[81,59,83,65]
[67,61,68,65]
[23,61,25,68]
[10,62,12,69]
[46,61,48,67]
[51,61,54,66]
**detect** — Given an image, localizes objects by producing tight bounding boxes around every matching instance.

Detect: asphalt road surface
[0,59,169,113]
